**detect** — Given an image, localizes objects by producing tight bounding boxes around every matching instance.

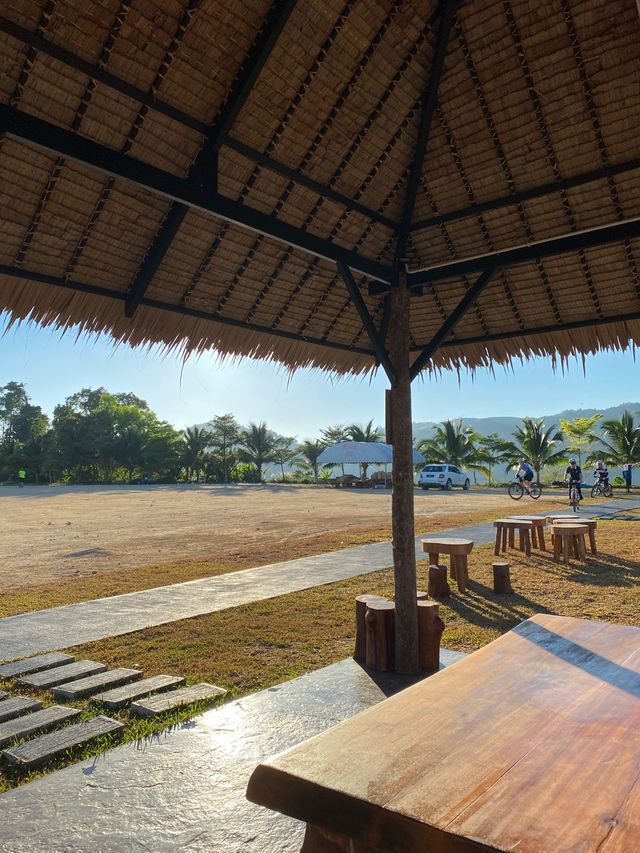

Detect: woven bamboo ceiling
[1,0,639,376]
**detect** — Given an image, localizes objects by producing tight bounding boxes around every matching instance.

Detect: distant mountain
[413,403,640,442]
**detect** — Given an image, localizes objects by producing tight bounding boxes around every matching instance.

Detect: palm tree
[182,425,211,482]
[503,418,565,483]
[295,439,327,484]
[320,425,350,473]
[238,421,277,481]
[346,419,383,478]
[418,420,489,477]
[594,410,640,466]
[272,436,297,482]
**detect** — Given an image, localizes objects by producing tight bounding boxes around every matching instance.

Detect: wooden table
[420,537,474,593]
[247,614,640,852]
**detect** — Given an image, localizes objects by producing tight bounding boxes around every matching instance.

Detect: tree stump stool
[547,517,598,554]
[510,516,547,550]
[417,601,444,671]
[420,538,474,593]
[428,564,451,598]
[354,594,390,662]
[493,519,533,557]
[364,601,395,671]
[493,561,513,594]
[550,524,588,564]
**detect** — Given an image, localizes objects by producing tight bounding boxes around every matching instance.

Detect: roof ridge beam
[396,0,458,261]
[407,217,640,286]
[409,267,497,380]
[0,104,392,284]
[337,263,396,383]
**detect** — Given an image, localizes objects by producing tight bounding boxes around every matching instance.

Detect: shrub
[230,462,260,483]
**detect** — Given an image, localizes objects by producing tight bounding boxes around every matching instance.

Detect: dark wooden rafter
[0,15,393,231]
[0,264,374,358]
[409,268,498,380]
[0,105,393,284]
[409,157,640,232]
[396,0,458,261]
[337,263,396,383]
[124,0,298,316]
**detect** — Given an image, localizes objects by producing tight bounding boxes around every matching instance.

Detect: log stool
[550,523,588,564]
[420,538,474,593]
[417,601,444,670]
[547,516,598,554]
[493,561,513,594]
[510,516,547,550]
[428,564,451,598]
[354,594,390,662]
[493,519,534,557]
[364,600,395,671]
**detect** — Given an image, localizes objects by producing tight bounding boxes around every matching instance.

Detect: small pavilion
[1,0,639,671]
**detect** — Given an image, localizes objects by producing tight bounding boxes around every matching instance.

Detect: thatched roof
[1,0,639,376]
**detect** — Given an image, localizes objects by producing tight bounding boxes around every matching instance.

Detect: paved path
[0,652,465,852]
[1,498,636,661]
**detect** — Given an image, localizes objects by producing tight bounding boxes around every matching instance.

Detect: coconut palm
[418,420,489,476]
[295,439,327,484]
[182,425,211,482]
[346,419,384,478]
[238,421,278,481]
[592,410,640,466]
[503,418,565,483]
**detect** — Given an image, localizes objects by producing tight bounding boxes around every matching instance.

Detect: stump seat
[550,523,588,564]
[546,516,598,554]
[493,519,534,557]
[509,515,547,550]
[420,538,473,593]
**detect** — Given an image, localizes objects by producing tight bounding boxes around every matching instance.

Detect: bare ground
[0,483,564,592]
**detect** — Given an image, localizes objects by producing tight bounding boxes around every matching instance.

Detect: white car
[418,464,470,491]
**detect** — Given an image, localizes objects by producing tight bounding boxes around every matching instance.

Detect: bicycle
[568,481,581,512]
[508,476,542,500]
[591,478,613,499]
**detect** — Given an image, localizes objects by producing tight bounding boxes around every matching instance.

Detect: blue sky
[1,312,638,436]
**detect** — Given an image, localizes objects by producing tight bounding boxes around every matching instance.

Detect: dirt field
[0,483,546,591]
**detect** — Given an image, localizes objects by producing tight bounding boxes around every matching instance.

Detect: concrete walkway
[1,498,637,661]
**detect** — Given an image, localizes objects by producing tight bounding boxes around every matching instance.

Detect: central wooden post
[387,273,419,673]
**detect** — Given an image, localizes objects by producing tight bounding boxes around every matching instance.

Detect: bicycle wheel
[529,483,542,500]
[603,484,613,498]
[590,484,599,498]
[508,482,524,500]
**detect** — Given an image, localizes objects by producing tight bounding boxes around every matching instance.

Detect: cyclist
[516,458,535,493]
[564,459,583,502]
[594,460,609,489]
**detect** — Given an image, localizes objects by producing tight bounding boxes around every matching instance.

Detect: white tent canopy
[317,442,424,466]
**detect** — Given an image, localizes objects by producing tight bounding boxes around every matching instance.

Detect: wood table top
[247,614,640,852]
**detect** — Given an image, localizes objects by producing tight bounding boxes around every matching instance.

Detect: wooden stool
[354,594,390,662]
[428,564,451,598]
[417,601,444,671]
[492,561,513,594]
[364,601,395,671]
[510,516,546,550]
[493,519,533,557]
[550,524,587,564]
[548,517,598,554]
[420,538,474,593]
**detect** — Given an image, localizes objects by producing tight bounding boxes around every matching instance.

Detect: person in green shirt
[18,468,26,488]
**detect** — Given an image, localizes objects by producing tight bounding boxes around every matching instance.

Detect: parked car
[418,464,470,491]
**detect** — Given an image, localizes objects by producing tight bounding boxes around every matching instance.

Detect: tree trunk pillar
[388,272,419,673]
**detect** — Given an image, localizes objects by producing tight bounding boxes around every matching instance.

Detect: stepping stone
[2,715,125,769]
[131,683,226,718]
[0,653,75,680]
[18,661,107,691]
[52,668,142,701]
[0,706,81,748]
[0,697,42,723]
[96,674,186,709]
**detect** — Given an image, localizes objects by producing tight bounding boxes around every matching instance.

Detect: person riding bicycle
[564,459,583,501]
[594,460,609,488]
[516,458,535,493]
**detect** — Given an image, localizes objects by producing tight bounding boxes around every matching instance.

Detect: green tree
[418,420,489,477]
[238,422,277,481]
[560,414,602,467]
[182,425,211,482]
[346,419,383,478]
[594,410,640,466]
[295,439,327,484]
[272,436,297,482]
[207,414,241,482]
[478,432,509,485]
[503,418,565,483]
[320,425,350,473]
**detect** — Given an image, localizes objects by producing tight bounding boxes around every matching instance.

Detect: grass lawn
[67,519,640,699]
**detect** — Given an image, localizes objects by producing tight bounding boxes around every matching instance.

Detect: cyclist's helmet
[597,460,604,467]
[570,459,577,464]
[518,458,525,464]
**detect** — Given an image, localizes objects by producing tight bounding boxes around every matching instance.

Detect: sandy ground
[1,483,528,590]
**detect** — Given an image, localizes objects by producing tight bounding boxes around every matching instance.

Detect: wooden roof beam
[396,0,458,261]
[0,105,393,285]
